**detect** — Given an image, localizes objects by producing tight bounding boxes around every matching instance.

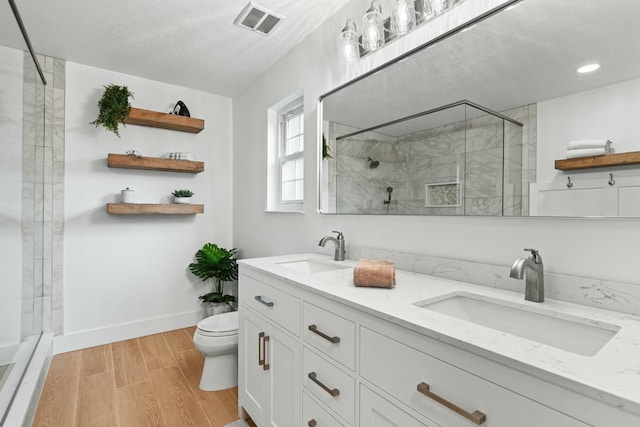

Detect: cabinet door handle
[308,420,317,427]
[262,336,270,371]
[308,372,340,397]
[308,324,340,344]
[258,332,265,367]
[417,382,486,425]
[255,295,274,307]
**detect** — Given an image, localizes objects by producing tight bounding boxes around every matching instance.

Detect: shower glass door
[0,44,46,420]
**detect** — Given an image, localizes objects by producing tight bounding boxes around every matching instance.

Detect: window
[279,103,304,204]
[266,94,304,212]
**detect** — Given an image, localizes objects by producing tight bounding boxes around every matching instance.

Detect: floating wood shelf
[124,107,204,134]
[107,153,204,174]
[107,203,204,215]
[555,151,640,171]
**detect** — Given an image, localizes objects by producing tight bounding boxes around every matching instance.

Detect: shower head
[386,186,393,193]
[367,157,380,168]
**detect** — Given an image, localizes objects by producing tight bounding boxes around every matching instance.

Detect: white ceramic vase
[174,196,192,204]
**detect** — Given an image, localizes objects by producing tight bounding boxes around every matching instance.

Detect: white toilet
[193,310,239,391]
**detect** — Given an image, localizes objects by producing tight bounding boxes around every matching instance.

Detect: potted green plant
[171,189,194,204]
[89,84,134,137]
[188,243,238,316]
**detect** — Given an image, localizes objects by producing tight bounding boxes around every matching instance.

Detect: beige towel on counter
[353,259,396,288]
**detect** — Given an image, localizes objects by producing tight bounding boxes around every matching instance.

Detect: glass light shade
[391,0,416,35]
[338,19,359,66]
[418,0,451,22]
[362,0,385,51]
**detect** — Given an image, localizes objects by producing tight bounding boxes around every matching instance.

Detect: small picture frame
[425,182,462,207]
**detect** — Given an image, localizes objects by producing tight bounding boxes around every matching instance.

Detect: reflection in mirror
[319,0,640,217]
[325,100,526,215]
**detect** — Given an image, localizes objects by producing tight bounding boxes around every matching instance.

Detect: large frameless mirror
[319,0,640,217]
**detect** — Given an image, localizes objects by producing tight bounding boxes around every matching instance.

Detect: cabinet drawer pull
[308,420,317,427]
[263,335,270,371]
[308,324,340,344]
[255,295,274,307]
[258,332,265,367]
[308,372,340,397]
[417,382,486,425]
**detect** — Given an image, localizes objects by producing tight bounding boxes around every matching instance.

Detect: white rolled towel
[567,139,611,150]
[566,147,609,159]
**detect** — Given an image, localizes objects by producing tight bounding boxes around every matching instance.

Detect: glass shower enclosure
[324,100,525,215]
[0,1,49,423]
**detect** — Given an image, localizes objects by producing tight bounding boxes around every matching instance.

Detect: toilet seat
[197,311,238,337]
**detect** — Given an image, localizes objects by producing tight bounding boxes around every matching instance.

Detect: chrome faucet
[510,248,544,302]
[319,231,346,261]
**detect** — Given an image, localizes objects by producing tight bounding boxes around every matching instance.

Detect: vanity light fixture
[577,63,601,74]
[362,1,385,52]
[417,0,452,23]
[391,0,417,35]
[338,19,360,66]
[338,0,461,62]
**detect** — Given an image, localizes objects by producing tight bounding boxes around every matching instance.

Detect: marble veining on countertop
[238,253,640,416]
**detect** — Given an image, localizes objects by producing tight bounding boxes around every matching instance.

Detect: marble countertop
[238,253,640,416]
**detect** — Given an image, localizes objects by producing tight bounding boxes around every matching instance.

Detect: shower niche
[322,101,527,216]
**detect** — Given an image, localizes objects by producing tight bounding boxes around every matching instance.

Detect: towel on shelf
[567,139,611,150]
[353,259,396,288]
[565,147,610,159]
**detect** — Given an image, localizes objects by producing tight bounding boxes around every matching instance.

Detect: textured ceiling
[0,0,351,97]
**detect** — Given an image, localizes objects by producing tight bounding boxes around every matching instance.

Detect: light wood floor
[33,326,256,427]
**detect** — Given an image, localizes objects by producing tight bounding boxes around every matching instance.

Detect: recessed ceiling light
[577,63,601,74]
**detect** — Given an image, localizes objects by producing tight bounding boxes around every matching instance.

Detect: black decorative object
[172,100,191,117]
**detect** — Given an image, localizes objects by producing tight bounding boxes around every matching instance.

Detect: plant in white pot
[188,243,238,316]
[172,189,194,204]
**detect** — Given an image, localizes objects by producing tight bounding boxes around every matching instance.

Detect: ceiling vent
[234,2,286,36]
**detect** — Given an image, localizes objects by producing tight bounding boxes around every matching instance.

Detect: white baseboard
[53,310,202,354]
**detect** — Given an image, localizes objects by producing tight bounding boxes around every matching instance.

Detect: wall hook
[566,176,573,189]
[608,173,615,186]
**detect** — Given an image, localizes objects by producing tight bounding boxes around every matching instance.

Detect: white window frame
[278,102,304,206]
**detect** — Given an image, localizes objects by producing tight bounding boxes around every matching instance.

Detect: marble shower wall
[21,53,65,337]
[326,103,536,216]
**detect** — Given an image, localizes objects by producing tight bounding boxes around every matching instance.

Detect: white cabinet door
[266,322,300,427]
[239,308,268,426]
[360,385,434,427]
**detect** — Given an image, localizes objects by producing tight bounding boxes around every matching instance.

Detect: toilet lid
[197,311,238,334]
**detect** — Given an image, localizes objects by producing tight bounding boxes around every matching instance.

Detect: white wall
[538,77,640,183]
[232,0,640,288]
[0,45,23,351]
[61,62,233,352]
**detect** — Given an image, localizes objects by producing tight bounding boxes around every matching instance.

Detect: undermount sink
[415,292,620,356]
[276,259,350,274]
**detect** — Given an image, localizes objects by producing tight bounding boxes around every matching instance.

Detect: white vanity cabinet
[360,385,436,427]
[238,273,301,427]
[360,327,588,427]
[238,263,640,427]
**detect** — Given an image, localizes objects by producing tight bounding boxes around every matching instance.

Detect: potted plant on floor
[89,84,134,137]
[189,243,238,316]
[172,189,194,204]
